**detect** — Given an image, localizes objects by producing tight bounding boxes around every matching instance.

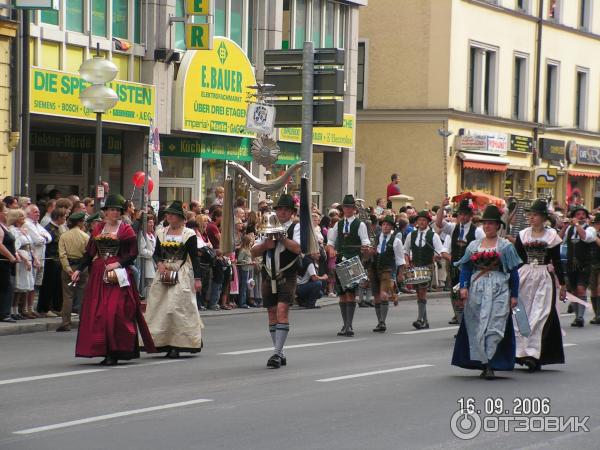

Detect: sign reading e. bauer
[173,37,256,138]
[30,67,155,126]
[278,114,354,148]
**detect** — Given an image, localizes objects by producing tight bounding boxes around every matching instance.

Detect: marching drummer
[326,194,373,337]
[404,210,449,330]
[368,215,405,333]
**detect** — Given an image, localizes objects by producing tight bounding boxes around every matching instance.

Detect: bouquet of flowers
[470,250,501,269]
[95,234,119,258]
[161,240,185,261]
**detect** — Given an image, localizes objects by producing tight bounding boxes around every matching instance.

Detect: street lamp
[79,51,118,213]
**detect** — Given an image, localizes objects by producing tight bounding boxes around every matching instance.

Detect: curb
[0,291,450,336]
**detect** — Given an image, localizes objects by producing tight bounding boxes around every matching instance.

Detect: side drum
[402,266,432,285]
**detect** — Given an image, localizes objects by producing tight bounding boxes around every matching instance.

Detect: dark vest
[591,237,600,267]
[374,230,398,270]
[278,222,299,274]
[335,218,362,260]
[0,223,15,260]
[451,223,477,263]
[44,222,61,259]
[566,225,591,268]
[411,229,434,266]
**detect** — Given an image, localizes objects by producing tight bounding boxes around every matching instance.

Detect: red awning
[568,170,600,178]
[462,161,508,172]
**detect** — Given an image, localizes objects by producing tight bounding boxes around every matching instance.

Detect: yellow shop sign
[173,37,256,138]
[279,114,354,148]
[30,67,155,126]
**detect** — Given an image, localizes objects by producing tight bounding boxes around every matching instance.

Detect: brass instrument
[509,190,534,238]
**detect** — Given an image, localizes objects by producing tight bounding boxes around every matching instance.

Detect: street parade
[3,0,600,448]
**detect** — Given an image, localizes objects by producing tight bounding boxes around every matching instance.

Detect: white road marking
[560,313,575,317]
[219,339,367,355]
[13,399,213,435]
[563,343,577,347]
[0,369,107,386]
[395,326,457,335]
[316,364,434,383]
[0,360,186,386]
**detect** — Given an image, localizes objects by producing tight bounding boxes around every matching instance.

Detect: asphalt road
[0,297,598,450]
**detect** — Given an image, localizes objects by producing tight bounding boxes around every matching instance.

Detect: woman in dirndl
[144,201,204,358]
[513,199,565,372]
[452,205,522,380]
[71,194,155,366]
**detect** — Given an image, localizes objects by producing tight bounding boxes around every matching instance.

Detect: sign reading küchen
[30,67,155,126]
[173,37,256,138]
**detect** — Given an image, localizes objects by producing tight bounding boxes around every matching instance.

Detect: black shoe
[412,320,423,330]
[55,324,71,332]
[421,321,430,329]
[365,301,375,307]
[280,356,287,366]
[590,317,600,324]
[337,326,347,336]
[448,317,458,325]
[100,356,118,366]
[0,315,16,323]
[522,357,537,372]
[166,349,180,359]
[571,318,584,328]
[373,323,386,333]
[484,366,495,380]
[267,354,282,369]
[358,301,369,308]
[345,329,355,337]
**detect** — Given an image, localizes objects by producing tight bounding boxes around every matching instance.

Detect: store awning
[458,152,509,172]
[568,170,600,178]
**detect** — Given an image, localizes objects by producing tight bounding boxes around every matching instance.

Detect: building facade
[0,13,17,197]
[18,0,365,210]
[357,0,600,210]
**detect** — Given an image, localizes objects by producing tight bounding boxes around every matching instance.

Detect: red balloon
[132,171,145,188]
[147,177,154,194]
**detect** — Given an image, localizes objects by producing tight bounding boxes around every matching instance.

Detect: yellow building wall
[358,0,451,109]
[355,121,446,209]
[0,24,15,196]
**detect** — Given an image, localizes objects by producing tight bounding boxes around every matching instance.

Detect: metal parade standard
[335,256,368,290]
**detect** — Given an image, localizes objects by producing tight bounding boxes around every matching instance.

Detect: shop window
[468,44,497,116]
[357,42,366,110]
[162,156,194,178]
[66,0,84,32]
[282,0,291,49]
[579,0,592,31]
[160,187,193,206]
[202,160,226,206]
[295,0,307,49]
[65,45,84,73]
[324,1,334,47]
[215,0,226,37]
[230,0,243,46]
[101,154,122,195]
[544,62,559,125]
[92,0,108,37]
[512,55,527,121]
[112,0,129,39]
[41,8,59,26]
[463,169,493,193]
[312,0,322,46]
[34,152,83,175]
[575,69,588,130]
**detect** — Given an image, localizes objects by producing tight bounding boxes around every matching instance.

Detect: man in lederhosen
[435,198,484,325]
[252,194,301,368]
[369,215,405,333]
[589,213,600,325]
[326,195,372,337]
[404,210,448,329]
[559,205,595,327]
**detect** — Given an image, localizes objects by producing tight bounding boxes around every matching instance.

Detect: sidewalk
[0,291,450,337]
